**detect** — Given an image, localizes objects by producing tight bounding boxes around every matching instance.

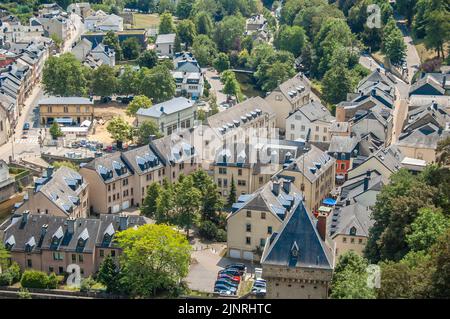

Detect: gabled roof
[38,96,93,105]
[149,130,197,165]
[328,135,359,154]
[136,97,194,118]
[155,33,176,44]
[409,75,445,96]
[275,73,311,103]
[329,203,374,238]
[121,144,164,175]
[287,100,334,123]
[261,200,333,270]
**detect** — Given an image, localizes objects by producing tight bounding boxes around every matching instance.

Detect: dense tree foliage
[91,65,117,97]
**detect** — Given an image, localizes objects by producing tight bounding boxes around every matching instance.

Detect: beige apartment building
[15,166,89,218]
[264,72,311,130]
[0,212,147,277]
[277,145,336,214]
[80,152,136,215]
[39,96,94,125]
[261,199,334,299]
[207,96,277,146]
[213,140,307,199]
[227,178,302,261]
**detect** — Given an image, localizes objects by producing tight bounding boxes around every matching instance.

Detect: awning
[323,198,337,206]
[55,118,73,124]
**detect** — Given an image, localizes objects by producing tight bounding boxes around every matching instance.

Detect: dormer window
[349,227,357,236]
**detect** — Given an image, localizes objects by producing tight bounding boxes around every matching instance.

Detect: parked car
[214,283,237,294]
[225,263,247,272]
[253,281,266,289]
[23,122,30,130]
[223,266,245,276]
[251,286,266,296]
[218,268,242,277]
[217,273,240,283]
[215,278,239,289]
[214,287,233,295]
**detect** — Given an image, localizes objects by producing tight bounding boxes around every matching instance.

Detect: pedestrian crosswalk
[14,137,39,144]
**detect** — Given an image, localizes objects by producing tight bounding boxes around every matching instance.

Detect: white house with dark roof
[84,10,123,32]
[264,72,312,130]
[172,52,204,99]
[285,100,335,142]
[135,97,198,136]
[155,33,176,57]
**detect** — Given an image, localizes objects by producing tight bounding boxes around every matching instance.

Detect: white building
[155,33,176,58]
[285,100,335,142]
[172,52,204,100]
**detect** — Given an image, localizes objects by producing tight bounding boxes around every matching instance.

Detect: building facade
[39,96,95,125]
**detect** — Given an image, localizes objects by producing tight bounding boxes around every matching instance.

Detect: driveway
[186,244,257,293]
[204,69,227,108]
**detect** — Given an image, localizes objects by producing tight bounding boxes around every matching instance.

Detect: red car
[217,273,240,283]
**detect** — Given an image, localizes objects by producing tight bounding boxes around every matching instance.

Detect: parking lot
[186,245,257,294]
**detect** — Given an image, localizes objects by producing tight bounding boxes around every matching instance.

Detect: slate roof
[0,213,149,254]
[397,123,449,149]
[409,75,445,96]
[207,96,275,136]
[328,135,359,154]
[38,97,94,105]
[261,200,333,269]
[82,152,132,183]
[155,33,176,44]
[121,144,164,175]
[276,73,311,103]
[150,129,197,165]
[329,203,374,238]
[280,144,335,183]
[230,178,303,222]
[338,173,383,203]
[136,97,194,118]
[287,100,334,123]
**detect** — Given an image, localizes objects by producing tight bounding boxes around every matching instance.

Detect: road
[204,69,228,111]
[0,13,85,162]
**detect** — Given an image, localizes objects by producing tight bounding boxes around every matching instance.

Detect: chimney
[371,88,376,96]
[47,165,54,177]
[272,181,280,196]
[22,211,30,224]
[119,213,128,231]
[40,224,48,237]
[160,106,164,113]
[432,101,438,110]
[363,172,370,191]
[443,75,446,89]
[282,180,291,193]
[317,212,327,241]
[336,107,346,122]
[67,217,76,234]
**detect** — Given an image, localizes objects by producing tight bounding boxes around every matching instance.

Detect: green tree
[176,0,195,19]
[126,94,152,116]
[213,52,230,73]
[274,25,306,57]
[177,19,197,49]
[436,136,450,166]
[134,120,162,145]
[103,31,123,60]
[221,70,242,101]
[49,122,63,140]
[364,169,437,263]
[159,12,175,34]
[117,64,139,95]
[227,175,237,208]
[191,170,223,223]
[174,176,202,238]
[141,182,162,218]
[382,19,406,65]
[424,10,450,58]
[406,207,450,252]
[51,34,63,50]
[106,117,132,149]
[192,35,217,66]
[322,64,354,104]
[137,50,158,69]
[156,185,176,223]
[430,227,450,298]
[115,224,191,297]
[42,53,89,96]
[194,11,214,37]
[97,254,121,294]
[331,251,375,299]
[137,65,175,103]
[122,37,142,60]
[214,15,245,52]
[91,64,117,97]
[0,244,10,274]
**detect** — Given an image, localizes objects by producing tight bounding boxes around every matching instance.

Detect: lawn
[132,13,160,29]
[412,37,449,63]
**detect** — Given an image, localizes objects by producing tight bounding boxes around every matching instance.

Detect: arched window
[349,227,357,236]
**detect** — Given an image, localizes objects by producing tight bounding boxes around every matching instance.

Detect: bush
[7,262,21,283]
[216,229,227,242]
[20,270,49,289]
[18,288,32,299]
[0,272,13,286]
[80,277,97,292]
[47,273,59,289]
